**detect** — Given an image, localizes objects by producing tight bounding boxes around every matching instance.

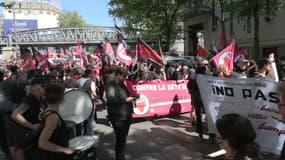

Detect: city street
[95,106,219,160]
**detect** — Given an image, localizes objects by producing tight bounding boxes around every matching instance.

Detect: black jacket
[106,79,133,121]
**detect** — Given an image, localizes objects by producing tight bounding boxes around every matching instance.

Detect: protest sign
[196,75,284,155]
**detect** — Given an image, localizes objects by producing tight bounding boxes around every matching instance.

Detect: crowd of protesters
[0,47,284,160]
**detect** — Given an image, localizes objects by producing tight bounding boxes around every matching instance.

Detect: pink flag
[82,51,89,68]
[212,43,235,73]
[115,25,134,66]
[90,54,102,74]
[76,40,84,67]
[76,41,82,57]
[104,40,116,64]
[116,41,134,66]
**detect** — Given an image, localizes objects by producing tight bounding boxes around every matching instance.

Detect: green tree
[58,10,87,27]
[108,0,187,51]
[231,0,283,58]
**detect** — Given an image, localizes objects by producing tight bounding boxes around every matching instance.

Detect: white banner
[196,75,284,155]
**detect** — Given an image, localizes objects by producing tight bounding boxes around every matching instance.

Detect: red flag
[219,32,226,48]
[212,43,235,73]
[20,56,35,70]
[32,48,49,72]
[197,45,209,57]
[137,39,163,65]
[115,25,134,66]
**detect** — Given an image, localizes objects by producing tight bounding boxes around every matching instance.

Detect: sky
[61,0,117,26]
[0,0,119,26]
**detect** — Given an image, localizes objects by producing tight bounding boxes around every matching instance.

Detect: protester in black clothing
[230,55,249,78]
[151,67,166,80]
[10,77,46,160]
[38,84,75,160]
[187,65,206,141]
[246,60,256,78]
[254,58,272,79]
[0,70,4,82]
[166,63,175,80]
[0,79,29,159]
[172,63,182,80]
[106,67,137,160]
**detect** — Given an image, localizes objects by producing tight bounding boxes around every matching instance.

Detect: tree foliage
[230,0,284,58]
[231,0,283,18]
[108,0,187,50]
[58,10,87,27]
[207,0,283,57]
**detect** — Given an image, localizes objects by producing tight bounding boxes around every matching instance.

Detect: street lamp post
[12,0,16,39]
[12,0,19,64]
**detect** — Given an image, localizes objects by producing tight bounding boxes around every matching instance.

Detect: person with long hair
[38,84,75,160]
[216,114,261,160]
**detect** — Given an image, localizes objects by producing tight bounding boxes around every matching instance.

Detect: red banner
[126,80,192,118]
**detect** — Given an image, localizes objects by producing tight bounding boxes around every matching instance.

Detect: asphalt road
[94,107,219,160]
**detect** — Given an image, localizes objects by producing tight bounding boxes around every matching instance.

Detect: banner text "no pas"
[211,85,279,103]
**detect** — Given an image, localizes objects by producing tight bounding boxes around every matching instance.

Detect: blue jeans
[86,104,96,136]
[0,154,7,160]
